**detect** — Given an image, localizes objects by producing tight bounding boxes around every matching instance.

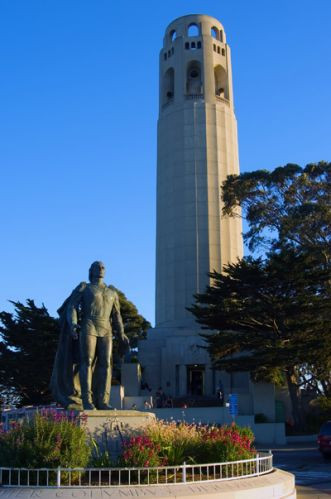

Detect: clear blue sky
[0,0,330,325]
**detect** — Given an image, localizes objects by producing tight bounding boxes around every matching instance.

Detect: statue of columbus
[50,261,130,410]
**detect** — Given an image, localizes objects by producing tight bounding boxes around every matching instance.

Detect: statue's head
[89,261,106,281]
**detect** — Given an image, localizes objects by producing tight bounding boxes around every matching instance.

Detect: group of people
[141,387,173,409]
[141,384,224,410]
[140,380,173,409]
[155,387,173,408]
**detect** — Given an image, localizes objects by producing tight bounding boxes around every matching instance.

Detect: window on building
[197,41,201,49]
[188,23,199,37]
[211,26,219,39]
[170,29,176,42]
[186,60,202,95]
[214,64,229,100]
[163,67,175,104]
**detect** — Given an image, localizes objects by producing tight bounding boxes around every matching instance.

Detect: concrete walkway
[297,483,331,498]
[259,442,331,498]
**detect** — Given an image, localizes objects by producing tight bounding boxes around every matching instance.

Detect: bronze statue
[50,261,129,410]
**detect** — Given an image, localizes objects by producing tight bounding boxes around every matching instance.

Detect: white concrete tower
[138,14,245,399]
[156,14,243,328]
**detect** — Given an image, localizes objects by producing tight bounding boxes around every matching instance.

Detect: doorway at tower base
[137,326,277,422]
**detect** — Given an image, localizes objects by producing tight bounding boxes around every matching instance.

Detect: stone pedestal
[82,409,155,435]
[82,410,155,459]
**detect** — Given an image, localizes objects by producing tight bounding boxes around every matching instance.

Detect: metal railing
[0,452,272,488]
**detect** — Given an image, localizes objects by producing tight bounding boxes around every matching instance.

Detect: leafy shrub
[145,420,199,465]
[304,396,331,433]
[0,409,91,468]
[119,435,164,467]
[120,421,255,466]
[193,425,254,463]
[89,438,113,468]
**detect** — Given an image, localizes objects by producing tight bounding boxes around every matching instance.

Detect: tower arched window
[214,65,229,100]
[170,29,176,42]
[211,26,219,40]
[186,61,202,96]
[187,23,199,37]
[163,67,175,104]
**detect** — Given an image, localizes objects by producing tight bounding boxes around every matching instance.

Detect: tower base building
[138,15,276,419]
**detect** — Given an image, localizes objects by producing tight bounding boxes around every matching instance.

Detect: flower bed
[0,408,91,468]
[118,420,255,468]
[0,411,255,469]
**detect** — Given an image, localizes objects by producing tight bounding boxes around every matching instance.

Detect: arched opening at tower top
[214,65,229,100]
[169,29,176,42]
[211,26,223,42]
[163,67,174,104]
[211,26,219,39]
[186,61,202,96]
[187,23,199,37]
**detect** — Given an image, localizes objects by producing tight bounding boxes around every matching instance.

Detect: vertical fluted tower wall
[156,14,243,328]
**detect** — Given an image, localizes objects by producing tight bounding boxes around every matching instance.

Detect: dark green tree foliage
[222,161,331,393]
[0,300,59,406]
[115,288,151,348]
[222,161,330,262]
[190,162,331,428]
[111,288,151,363]
[189,252,330,427]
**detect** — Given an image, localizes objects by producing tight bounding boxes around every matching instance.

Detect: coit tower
[139,14,243,397]
[156,14,243,328]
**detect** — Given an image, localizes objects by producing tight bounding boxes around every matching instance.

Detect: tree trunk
[285,367,304,430]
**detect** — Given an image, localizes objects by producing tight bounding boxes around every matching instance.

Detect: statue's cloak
[50,283,88,410]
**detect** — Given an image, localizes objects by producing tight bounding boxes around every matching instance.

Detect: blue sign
[229,393,238,417]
